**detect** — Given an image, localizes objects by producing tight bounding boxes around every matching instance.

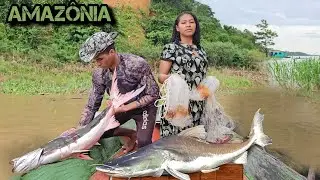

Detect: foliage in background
[0,59,92,94]
[202,41,265,69]
[0,0,269,94]
[143,0,266,69]
[0,0,266,69]
[254,19,278,57]
[0,0,161,67]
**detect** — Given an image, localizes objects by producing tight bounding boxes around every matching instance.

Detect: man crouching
[78,31,160,153]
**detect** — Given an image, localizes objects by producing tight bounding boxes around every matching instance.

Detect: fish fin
[178,125,207,140]
[232,152,248,164]
[165,166,190,180]
[196,138,210,144]
[72,153,94,160]
[109,67,146,109]
[95,142,101,146]
[112,84,146,108]
[151,169,164,177]
[72,150,91,154]
[249,109,272,147]
[105,115,120,131]
[201,167,220,173]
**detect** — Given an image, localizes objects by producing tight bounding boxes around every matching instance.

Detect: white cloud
[196,0,320,26]
[195,0,320,54]
[234,24,320,55]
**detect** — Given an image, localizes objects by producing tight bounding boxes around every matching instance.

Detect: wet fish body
[11,68,146,174]
[96,109,272,180]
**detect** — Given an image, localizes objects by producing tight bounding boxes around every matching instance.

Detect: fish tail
[10,148,43,174]
[249,109,272,147]
[109,67,146,109]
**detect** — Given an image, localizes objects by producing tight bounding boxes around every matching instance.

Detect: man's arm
[120,65,160,112]
[79,69,107,126]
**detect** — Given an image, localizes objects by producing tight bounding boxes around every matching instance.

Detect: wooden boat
[244,145,307,180]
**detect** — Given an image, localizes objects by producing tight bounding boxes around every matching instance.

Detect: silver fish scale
[42,107,110,154]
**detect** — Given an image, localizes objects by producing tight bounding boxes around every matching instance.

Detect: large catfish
[11,67,146,174]
[96,109,272,180]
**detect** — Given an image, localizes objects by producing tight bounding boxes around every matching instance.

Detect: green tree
[254,19,278,57]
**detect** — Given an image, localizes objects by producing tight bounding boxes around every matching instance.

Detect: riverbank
[0,60,92,95]
[2,58,320,104]
[0,59,267,96]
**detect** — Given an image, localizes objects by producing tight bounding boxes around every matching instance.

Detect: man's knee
[137,135,152,148]
[101,128,116,139]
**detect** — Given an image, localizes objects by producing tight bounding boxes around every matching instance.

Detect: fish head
[10,148,43,174]
[96,159,152,178]
[96,164,130,177]
[96,162,162,178]
[96,150,165,178]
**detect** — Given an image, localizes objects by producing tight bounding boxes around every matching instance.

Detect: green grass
[0,60,92,95]
[268,58,320,92]
[0,60,259,95]
[208,68,255,94]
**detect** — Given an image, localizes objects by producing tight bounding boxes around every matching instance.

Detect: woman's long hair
[171,12,201,47]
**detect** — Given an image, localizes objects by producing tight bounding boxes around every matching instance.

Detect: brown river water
[1,88,319,179]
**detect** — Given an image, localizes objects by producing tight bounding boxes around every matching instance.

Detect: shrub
[202,41,265,69]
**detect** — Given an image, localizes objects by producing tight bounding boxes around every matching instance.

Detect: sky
[196,0,320,55]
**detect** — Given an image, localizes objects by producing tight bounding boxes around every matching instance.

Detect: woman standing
[157,12,233,142]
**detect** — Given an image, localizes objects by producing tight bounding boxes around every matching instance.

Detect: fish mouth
[11,148,43,173]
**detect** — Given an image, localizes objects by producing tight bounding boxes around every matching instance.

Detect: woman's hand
[158,60,172,84]
[197,84,211,99]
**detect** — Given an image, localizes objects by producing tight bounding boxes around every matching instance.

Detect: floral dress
[159,42,209,137]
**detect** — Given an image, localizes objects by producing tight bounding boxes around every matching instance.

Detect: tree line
[0,0,278,69]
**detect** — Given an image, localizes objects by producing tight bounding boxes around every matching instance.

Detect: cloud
[234,24,320,55]
[302,32,320,39]
[195,0,320,54]
[196,0,320,26]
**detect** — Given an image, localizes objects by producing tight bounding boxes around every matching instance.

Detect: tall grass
[268,58,320,92]
[0,60,92,95]
[0,58,259,95]
[207,68,257,95]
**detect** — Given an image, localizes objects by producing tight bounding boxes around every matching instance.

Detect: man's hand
[60,127,78,137]
[106,100,112,107]
[113,105,128,114]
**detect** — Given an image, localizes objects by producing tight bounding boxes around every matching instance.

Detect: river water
[1,88,319,179]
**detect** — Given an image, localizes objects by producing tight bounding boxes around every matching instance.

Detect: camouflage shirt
[79,53,160,126]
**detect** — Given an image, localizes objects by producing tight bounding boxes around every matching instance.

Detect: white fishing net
[155,74,236,143]
[199,78,236,143]
[155,74,193,128]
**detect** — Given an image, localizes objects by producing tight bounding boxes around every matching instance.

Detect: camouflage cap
[79,31,118,63]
